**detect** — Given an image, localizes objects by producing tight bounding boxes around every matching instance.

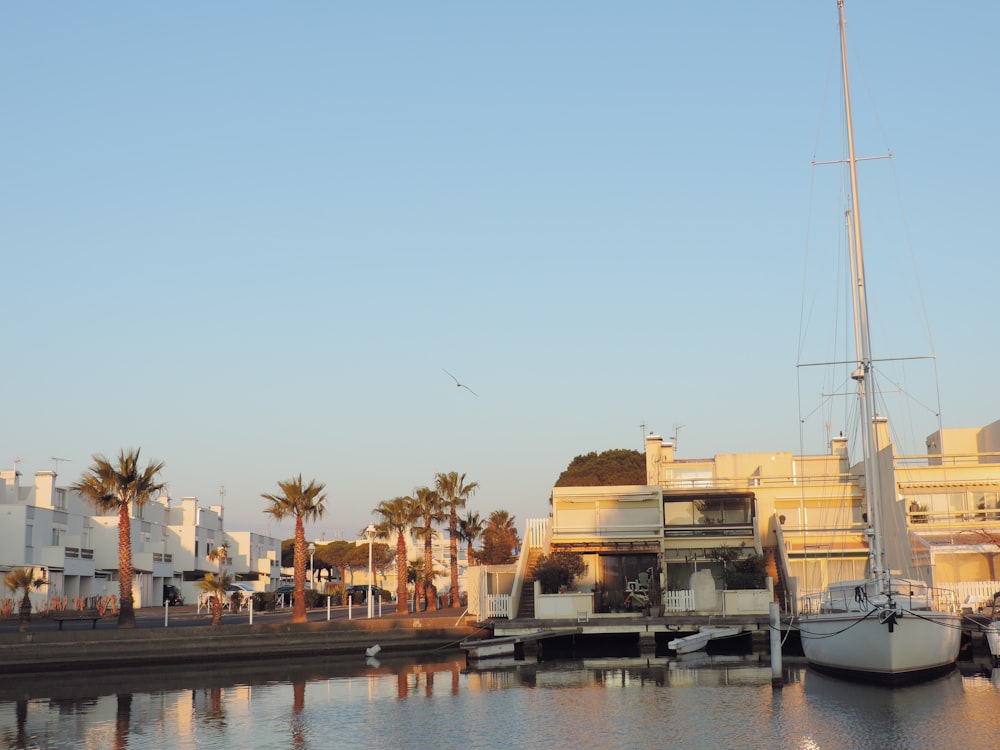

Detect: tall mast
[838,0,887,586]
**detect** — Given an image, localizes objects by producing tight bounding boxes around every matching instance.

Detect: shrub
[532,552,587,594]
[253,592,278,612]
[707,544,766,589]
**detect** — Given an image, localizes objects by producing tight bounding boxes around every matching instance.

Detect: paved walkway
[0,601,474,633]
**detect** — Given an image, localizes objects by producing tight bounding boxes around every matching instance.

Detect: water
[2,655,998,750]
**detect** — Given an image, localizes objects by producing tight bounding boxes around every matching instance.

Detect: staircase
[516,548,544,619]
[764,547,788,612]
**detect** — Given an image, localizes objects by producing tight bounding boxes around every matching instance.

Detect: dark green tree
[554,448,646,487]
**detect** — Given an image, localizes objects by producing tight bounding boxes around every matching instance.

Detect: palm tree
[3,568,44,632]
[70,449,166,628]
[373,495,418,614]
[435,471,479,607]
[412,486,445,611]
[196,570,233,626]
[479,509,520,565]
[261,475,327,623]
[208,544,229,575]
[459,510,485,566]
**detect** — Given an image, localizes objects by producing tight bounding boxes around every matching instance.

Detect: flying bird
[443,368,479,397]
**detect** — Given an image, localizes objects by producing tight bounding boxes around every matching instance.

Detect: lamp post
[308,542,316,590]
[364,525,376,618]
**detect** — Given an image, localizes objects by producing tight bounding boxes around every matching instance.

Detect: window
[664,496,754,526]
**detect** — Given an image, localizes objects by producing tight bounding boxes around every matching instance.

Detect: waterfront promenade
[0,603,484,674]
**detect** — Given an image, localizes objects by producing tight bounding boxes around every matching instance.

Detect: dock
[463,614,773,662]
[460,629,580,661]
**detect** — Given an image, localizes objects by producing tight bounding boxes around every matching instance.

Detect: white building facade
[0,467,282,611]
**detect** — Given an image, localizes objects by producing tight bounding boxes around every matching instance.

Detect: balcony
[41,546,96,576]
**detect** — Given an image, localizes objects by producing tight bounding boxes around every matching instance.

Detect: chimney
[34,471,57,509]
[831,435,848,459]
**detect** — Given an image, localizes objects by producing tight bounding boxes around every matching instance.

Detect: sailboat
[796,0,963,685]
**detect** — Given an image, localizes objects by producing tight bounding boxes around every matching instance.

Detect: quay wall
[0,618,483,674]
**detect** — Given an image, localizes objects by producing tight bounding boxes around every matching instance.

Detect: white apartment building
[0,467,283,610]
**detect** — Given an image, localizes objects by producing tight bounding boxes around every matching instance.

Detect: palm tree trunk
[118,505,136,628]
[395,531,408,614]
[18,589,31,633]
[212,595,223,626]
[293,516,307,623]
[449,508,459,607]
[423,532,434,611]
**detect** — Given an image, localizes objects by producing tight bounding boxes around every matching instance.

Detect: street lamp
[364,525,376,618]
[308,542,316,590]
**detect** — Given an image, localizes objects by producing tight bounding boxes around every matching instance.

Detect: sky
[3,2,998,544]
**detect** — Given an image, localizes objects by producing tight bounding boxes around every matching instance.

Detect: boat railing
[799,580,960,615]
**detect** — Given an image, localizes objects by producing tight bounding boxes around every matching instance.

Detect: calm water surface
[2,655,998,750]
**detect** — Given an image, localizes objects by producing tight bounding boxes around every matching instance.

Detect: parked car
[272,584,313,595]
[226,582,256,598]
[272,584,315,605]
[163,584,184,606]
[346,585,391,602]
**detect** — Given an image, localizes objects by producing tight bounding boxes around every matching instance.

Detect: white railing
[486,594,511,619]
[663,589,694,612]
[525,517,550,549]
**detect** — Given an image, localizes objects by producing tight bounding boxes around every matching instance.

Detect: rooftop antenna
[671,424,685,451]
[13,458,21,477]
[51,457,70,476]
[639,422,647,447]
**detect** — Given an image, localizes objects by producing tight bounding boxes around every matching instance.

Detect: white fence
[663,589,694,612]
[487,594,511,619]
[949,580,1000,611]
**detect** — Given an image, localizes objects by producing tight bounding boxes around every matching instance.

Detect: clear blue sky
[3,2,997,542]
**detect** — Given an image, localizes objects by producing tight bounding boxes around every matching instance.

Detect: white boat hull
[799,610,961,684]
[460,637,518,661]
[984,622,1000,666]
[668,626,741,655]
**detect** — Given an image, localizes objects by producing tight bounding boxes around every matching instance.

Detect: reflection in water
[114,694,131,750]
[0,656,998,750]
[291,680,306,750]
[4,699,28,750]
